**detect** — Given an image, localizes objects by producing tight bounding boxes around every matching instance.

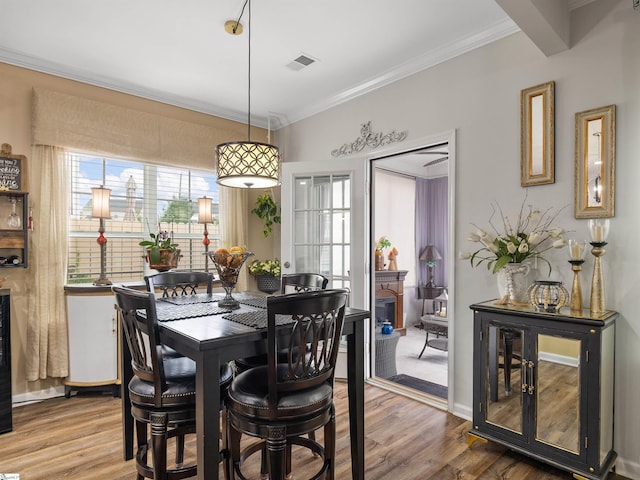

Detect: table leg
[196,351,220,480]
[346,320,365,480]
[120,325,134,460]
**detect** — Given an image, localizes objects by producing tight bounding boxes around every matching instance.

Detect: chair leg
[324,406,336,480]
[266,426,287,480]
[150,413,168,480]
[228,422,243,480]
[135,420,147,480]
[176,434,185,465]
[221,407,231,480]
[418,332,429,359]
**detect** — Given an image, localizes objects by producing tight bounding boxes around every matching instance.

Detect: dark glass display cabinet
[0,289,11,434]
[468,301,617,480]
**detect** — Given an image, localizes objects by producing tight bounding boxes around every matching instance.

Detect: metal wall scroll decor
[331,121,408,157]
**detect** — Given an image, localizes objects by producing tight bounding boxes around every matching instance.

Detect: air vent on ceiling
[286,54,316,71]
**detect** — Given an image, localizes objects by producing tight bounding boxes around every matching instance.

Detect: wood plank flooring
[0,382,628,479]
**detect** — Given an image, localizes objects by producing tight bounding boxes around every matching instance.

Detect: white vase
[496,263,531,305]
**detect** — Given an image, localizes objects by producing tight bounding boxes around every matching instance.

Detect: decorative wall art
[520,81,555,186]
[331,121,407,157]
[574,105,615,219]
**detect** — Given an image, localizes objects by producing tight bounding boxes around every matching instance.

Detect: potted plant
[248,258,281,293]
[139,226,181,272]
[251,192,280,238]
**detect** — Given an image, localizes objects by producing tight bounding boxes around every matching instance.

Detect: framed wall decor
[520,81,555,186]
[574,105,615,219]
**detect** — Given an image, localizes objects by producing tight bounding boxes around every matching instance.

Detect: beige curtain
[26,146,70,380]
[220,186,249,291]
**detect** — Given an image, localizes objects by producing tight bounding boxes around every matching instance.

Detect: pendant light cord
[247,0,251,141]
[232,0,252,141]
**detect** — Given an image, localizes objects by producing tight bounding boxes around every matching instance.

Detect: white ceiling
[0,0,592,128]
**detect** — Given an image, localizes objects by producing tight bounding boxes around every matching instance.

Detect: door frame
[278,128,456,408]
[367,129,456,409]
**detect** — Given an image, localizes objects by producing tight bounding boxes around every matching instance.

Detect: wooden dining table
[120,291,370,480]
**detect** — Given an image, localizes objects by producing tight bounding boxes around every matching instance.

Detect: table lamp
[420,245,441,288]
[198,196,213,272]
[92,185,112,286]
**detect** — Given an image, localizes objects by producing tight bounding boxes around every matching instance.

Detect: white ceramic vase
[496,263,531,305]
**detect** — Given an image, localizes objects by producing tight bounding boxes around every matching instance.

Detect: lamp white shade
[198,196,213,224]
[216,141,280,188]
[91,186,111,219]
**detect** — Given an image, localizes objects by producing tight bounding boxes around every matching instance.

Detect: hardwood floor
[0,382,628,480]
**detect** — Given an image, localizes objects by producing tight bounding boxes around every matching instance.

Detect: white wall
[374,170,416,286]
[277,1,640,476]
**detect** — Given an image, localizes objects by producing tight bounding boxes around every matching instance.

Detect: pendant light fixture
[216,0,280,188]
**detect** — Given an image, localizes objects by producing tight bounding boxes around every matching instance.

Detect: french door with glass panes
[280,159,368,310]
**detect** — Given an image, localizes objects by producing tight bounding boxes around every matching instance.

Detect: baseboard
[614,456,639,479]
[452,401,472,421]
[12,385,65,406]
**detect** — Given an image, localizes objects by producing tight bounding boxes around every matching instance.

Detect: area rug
[387,374,448,399]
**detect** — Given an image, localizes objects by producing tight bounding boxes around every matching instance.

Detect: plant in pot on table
[248,258,281,294]
[139,225,181,272]
[460,198,566,306]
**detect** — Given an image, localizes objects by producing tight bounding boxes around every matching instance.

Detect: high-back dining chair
[280,273,329,294]
[145,271,214,360]
[112,285,232,480]
[145,271,213,297]
[226,289,349,480]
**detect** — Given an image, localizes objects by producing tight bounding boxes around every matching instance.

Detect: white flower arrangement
[247,259,281,277]
[460,199,566,275]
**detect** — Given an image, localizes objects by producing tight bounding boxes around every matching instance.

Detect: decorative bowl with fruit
[208,246,253,309]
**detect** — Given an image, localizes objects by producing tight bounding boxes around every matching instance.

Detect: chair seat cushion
[130,359,233,407]
[228,365,333,420]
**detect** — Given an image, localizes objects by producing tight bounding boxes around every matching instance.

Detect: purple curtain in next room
[415,176,448,288]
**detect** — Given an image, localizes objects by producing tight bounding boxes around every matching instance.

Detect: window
[67,153,220,283]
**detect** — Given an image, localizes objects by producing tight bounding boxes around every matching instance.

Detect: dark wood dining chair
[280,272,329,294]
[145,271,215,360]
[145,271,214,297]
[112,285,232,480]
[226,289,349,480]
[234,272,329,373]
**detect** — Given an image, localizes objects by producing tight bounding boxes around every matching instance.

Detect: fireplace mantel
[375,270,408,335]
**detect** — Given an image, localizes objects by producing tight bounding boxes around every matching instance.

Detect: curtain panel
[415,176,448,288]
[26,146,70,380]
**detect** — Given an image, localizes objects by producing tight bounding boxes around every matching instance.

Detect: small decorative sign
[0,144,27,192]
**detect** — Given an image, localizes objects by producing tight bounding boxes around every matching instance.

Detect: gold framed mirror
[521,81,554,186]
[574,105,615,219]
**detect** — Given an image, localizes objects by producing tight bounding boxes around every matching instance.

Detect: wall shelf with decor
[0,192,28,268]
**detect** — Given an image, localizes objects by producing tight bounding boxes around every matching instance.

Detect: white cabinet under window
[65,286,120,397]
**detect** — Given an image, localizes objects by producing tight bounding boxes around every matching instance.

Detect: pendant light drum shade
[216,141,280,188]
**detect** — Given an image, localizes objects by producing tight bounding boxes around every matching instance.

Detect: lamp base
[93,276,112,286]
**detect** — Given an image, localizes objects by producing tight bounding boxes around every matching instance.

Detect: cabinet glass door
[535,334,581,454]
[485,323,525,434]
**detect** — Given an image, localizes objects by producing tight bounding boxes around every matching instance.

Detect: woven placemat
[222,311,293,329]
[238,296,267,309]
[159,293,220,305]
[156,302,232,322]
